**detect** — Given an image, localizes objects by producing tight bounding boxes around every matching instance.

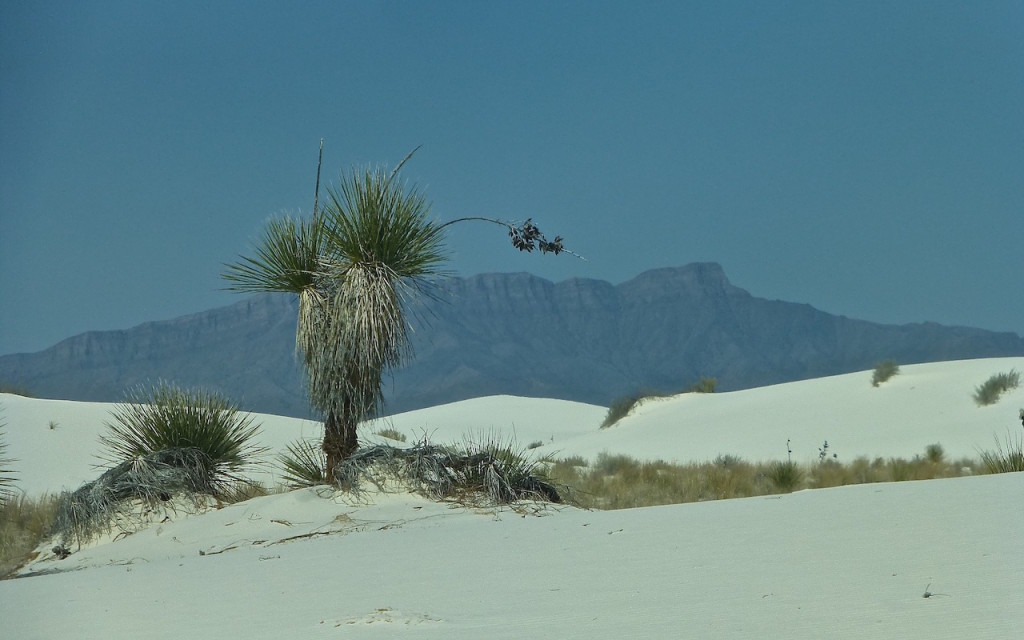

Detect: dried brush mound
[330,439,562,505]
[52,447,222,547]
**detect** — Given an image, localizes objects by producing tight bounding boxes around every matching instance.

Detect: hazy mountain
[3,263,1022,418]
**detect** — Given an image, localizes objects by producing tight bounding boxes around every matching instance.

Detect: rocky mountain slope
[3,263,1022,417]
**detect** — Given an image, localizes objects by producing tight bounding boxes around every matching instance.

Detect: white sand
[2,357,1022,638]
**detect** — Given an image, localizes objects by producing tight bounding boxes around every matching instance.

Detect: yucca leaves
[222,162,447,460]
[100,382,265,484]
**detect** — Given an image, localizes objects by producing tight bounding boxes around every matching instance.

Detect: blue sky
[1,1,1022,355]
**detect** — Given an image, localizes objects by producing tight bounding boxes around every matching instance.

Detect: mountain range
[2,263,1022,418]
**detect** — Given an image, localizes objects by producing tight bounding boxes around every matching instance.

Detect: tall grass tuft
[1,494,59,577]
[871,360,900,387]
[973,370,1020,406]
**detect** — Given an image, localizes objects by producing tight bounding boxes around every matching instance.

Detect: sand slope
[2,357,1022,638]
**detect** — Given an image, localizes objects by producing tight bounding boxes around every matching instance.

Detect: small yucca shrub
[100,381,265,483]
[871,360,900,387]
[279,438,328,488]
[973,370,1020,406]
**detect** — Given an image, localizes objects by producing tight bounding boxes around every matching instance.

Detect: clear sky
[1,1,1022,356]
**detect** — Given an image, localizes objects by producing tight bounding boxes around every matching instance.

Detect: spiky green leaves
[100,382,265,486]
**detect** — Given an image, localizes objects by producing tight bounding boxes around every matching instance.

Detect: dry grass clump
[547,447,986,510]
[0,494,59,577]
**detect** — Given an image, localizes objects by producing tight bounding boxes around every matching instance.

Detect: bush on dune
[51,382,266,548]
[973,370,1020,406]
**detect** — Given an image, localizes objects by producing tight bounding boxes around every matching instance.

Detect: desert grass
[375,428,407,443]
[0,494,59,577]
[973,370,1020,406]
[871,360,900,387]
[547,448,988,510]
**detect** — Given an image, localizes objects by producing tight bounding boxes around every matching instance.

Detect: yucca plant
[225,147,572,478]
[100,382,265,488]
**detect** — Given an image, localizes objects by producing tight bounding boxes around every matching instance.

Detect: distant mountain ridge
[3,263,1022,417]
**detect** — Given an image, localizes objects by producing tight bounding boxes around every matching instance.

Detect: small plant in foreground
[871,360,900,387]
[978,426,1024,473]
[973,370,1020,406]
[100,381,265,482]
[279,438,328,488]
[1,493,60,577]
[50,382,266,547]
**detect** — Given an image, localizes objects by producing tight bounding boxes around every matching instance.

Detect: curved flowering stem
[437,216,585,259]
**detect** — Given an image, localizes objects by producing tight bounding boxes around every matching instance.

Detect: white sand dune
[2,357,1023,638]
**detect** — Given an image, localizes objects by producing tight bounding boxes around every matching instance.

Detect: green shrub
[100,381,265,483]
[871,360,900,387]
[767,461,803,493]
[686,376,717,393]
[375,428,407,443]
[601,393,647,428]
[279,438,328,488]
[979,428,1024,473]
[973,370,1020,406]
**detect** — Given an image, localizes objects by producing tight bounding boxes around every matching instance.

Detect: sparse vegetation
[1,493,59,577]
[978,426,1024,473]
[973,370,1020,406]
[871,360,900,387]
[546,447,987,510]
[0,382,32,397]
[601,377,717,429]
[686,376,717,394]
[375,428,407,443]
[279,438,328,488]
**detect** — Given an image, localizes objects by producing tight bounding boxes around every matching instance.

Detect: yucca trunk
[322,409,358,479]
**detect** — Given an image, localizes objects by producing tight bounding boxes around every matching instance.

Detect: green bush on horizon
[973,370,1020,406]
[871,360,900,387]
